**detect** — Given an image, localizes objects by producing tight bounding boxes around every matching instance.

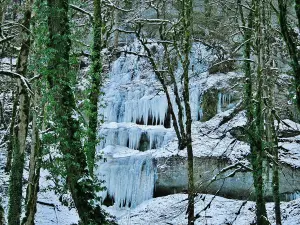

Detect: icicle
[128,127,142,149]
[199,107,203,121]
[98,123,174,150]
[124,94,169,126]
[217,92,223,113]
[284,191,300,201]
[190,87,201,121]
[97,153,156,208]
[147,129,165,149]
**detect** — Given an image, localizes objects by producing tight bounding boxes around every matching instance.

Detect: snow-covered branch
[119,50,149,58]
[70,4,93,21]
[0,35,15,44]
[134,18,172,24]
[103,0,133,12]
[0,70,33,95]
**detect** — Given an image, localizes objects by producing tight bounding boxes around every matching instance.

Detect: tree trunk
[5,91,18,173]
[0,101,3,129]
[295,0,300,31]
[264,3,282,223]
[182,0,194,223]
[47,0,108,224]
[7,0,33,224]
[136,1,195,222]
[0,0,8,38]
[265,65,281,225]
[242,0,268,224]
[278,0,300,112]
[113,0,119,50]
[252,1,268,223]
[0,201,5,225]
[272,128,281,225]
[86,0,103,175]
[22,83,42,225]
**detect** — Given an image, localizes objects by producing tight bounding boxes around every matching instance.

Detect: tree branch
[0,35,15,44]
[70,4,93,21]
[0,70,33,95]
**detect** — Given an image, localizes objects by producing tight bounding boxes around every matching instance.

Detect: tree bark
[0,101,5,129]
[0,201,5,225]
[272,127,281,225]
[278,0,300,112]
[253,0,268,222]
[242,0,268,224]
[5,91,18,173]
[22,82,42,225]
[86,0,103,175]
[0,0,8,38]
[7,0,33,224]
[47,0,108,223]
[181,0,194,223]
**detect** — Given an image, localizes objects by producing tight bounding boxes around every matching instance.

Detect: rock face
[155,155,300,201]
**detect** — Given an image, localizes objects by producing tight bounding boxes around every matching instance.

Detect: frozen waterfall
[98,122,174,150]
[99,42,213,126]
[95,41,241,210]
[97,150,156,208]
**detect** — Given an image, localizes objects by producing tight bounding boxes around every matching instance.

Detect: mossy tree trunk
[5,91,18,173]
[22,82,42,225]
[7,0,33,224]
[0,0,8,37]
[278,0,300,112]
[253,1,268,223]
[181,0,194,223]
[86,0,103,175]
[263,3,282,224]
[242,0,268,224]
[0,101,4,129]
[47,0,108,224]
[266,78,281,224]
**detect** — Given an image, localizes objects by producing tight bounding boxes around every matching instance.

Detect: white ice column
[97,153,156,208]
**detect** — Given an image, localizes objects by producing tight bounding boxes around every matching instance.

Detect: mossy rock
[201,88,218,121]
[139,132,150,151]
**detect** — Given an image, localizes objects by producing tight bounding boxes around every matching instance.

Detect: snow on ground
[105,193,300,225]
[35,169,79,225]
[0,144,79,225]
[279,142,300,168]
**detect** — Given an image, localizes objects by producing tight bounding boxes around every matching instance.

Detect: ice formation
[98,123,174,150]
[189,86,203,121]
[96,41,241,210]
[99,42,216,126]
[217,92,234,113]
[97,151,156,208]
[284,191,300,201]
